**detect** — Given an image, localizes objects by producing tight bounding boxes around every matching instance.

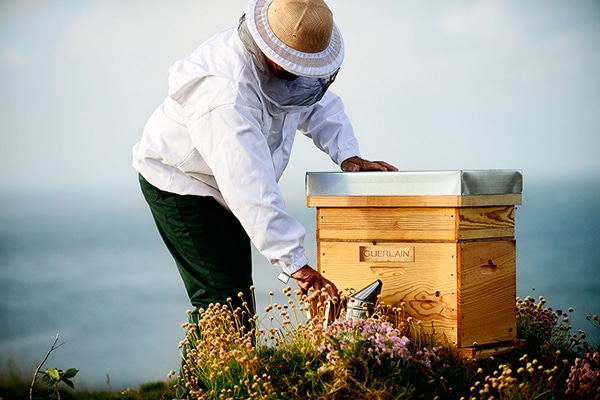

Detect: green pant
[139,174,255,315]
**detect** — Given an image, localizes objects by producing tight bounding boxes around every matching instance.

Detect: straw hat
[246,0,344,78]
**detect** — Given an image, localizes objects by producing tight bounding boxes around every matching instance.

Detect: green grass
[0,372,171,400]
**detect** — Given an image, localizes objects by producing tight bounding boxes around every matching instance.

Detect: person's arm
[173,77,309,279]
[298,92,397,172]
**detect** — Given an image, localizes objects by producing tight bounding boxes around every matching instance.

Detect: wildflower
[566,354,600,398]
[316,317,413,367]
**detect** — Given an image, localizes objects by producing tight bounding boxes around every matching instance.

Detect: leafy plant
[40,367,79,399]
[29,334,78,400]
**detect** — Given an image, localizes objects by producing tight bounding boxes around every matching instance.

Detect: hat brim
[246,0,344,79]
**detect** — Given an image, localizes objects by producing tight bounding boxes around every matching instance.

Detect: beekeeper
[132,0,397,317]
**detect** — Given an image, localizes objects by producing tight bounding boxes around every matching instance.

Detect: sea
[1,178,599,391]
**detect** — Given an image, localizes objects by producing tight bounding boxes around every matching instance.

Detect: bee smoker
[345,279,383,320]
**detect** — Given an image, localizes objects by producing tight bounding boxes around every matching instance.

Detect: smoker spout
[346,280,383,320]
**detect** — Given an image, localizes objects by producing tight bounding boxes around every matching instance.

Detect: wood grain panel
[317,207,456,241]
[457,240,517,347]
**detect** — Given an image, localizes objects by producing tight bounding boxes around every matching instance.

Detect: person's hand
[341,156,398,172]
[291,265,338,301]
[291,265,339,320]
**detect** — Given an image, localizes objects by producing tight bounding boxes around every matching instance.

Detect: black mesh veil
[237,15,338,109]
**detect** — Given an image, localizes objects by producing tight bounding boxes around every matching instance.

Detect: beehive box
[306,170,523,351]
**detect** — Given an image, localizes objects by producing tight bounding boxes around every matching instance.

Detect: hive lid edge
[305,169,523,196]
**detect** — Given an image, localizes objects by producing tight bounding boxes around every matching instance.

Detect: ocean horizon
[1,177,599,390]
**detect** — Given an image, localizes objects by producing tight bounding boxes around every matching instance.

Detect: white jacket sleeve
[298,91,361,166]
[176,78,309,275]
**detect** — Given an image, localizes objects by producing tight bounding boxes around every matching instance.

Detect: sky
[0,0,599,199]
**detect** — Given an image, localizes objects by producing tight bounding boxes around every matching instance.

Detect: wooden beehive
[306,170,523,351]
